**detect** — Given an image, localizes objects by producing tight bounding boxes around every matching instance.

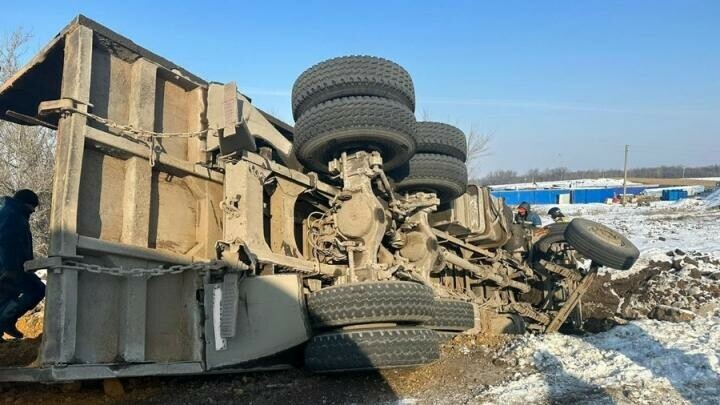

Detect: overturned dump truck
[0,16,639,381]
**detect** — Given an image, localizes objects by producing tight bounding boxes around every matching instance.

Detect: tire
[304,327,440,372]
[307,281,434,329]
[564,218,640,270]
[437,331,460,344]
[535,223,569,253]
[292,55,415,120]
[391,153,468,203]
[294,96,416,173]
[415,122,467,162]
[425,298,475,331]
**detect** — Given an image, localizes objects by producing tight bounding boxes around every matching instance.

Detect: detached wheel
[425,298,475,331]
[535,223,569,254]
[292,55,415,120]
[564,218,639,270]
[307,281,434,329]
[415,122,467,162]
[304,327,440,372]
[391,153,468,203]
[294,96,416,173]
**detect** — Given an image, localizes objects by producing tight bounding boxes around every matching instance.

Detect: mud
[582,251,720,332]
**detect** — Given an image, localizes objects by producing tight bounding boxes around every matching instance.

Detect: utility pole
[622,144,629,206]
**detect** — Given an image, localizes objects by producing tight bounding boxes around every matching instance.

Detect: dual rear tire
[304,282,476,372]
[293,56,418,173]
[304,281,439,372]
[292,57,469,203]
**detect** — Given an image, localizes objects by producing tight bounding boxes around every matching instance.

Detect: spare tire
[535,222,569,254]
[294,96,416,173]
[415,122,467,162]
[292,55,415,120]
[391,153,467,203]
[304,327,440,372]
[564,218,639,270]
[425,298,475,331]
[306,281,434,329]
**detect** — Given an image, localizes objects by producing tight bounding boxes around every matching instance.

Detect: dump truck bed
[0,15,313,382]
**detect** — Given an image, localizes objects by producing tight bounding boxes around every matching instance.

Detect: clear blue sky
[2,1,719,176]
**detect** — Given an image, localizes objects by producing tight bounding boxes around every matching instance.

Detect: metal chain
[63,261,226,278]
[59,106,221,166]
[70,108,216,139]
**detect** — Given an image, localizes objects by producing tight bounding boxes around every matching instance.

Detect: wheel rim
[589,225,625,247]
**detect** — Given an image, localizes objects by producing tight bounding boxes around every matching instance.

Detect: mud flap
[204,274,311,370]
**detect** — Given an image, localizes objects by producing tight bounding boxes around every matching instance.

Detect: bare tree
[0,29,55,256]
[465,124,491,178]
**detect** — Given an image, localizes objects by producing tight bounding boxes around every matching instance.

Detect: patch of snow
[642,185,705,197]
[475,200,720,404]
[537,200,720,264]
[705,188,720,209]
[489,178,645,191]
[481,317,720,404]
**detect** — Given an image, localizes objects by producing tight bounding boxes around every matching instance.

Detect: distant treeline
[476,165,720,186]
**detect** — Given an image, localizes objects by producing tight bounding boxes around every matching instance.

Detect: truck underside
[0,16,638,381]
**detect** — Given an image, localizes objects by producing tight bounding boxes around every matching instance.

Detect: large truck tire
[292,55,415,120]
[391,153,468,203]
[294,96,416,173]
[415,121,467,162]
[306,281,434,329]
[304,327,440,372]
[425,298,475,331]
[535,222,570,254]
[564,218,639,270]
[437,331,460,344]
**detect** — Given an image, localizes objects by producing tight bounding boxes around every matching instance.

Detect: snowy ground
[482,317,720,404]
[476,199,720,404]
[537,199,720,266]
[489,178,645,190]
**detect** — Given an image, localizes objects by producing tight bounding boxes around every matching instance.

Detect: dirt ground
[0,333,518,405]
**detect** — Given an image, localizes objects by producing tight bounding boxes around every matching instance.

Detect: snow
[489,178,646,191]
[481,317,720,404]
[642,185,705,197]
[479,200,720,404]
[537,199,720,266]
[691,177,720,181]
[705,188,720,209]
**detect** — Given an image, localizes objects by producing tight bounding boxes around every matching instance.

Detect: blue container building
[661,189,689,201]
[491,185,653,205]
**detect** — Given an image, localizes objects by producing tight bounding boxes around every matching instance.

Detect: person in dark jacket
[515,201,542,227]
[0,189,45,341]
[548,207,569,223]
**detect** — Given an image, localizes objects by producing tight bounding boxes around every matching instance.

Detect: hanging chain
[71,108,216,139]
[57,106,221,166]
[62,261,227,278]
